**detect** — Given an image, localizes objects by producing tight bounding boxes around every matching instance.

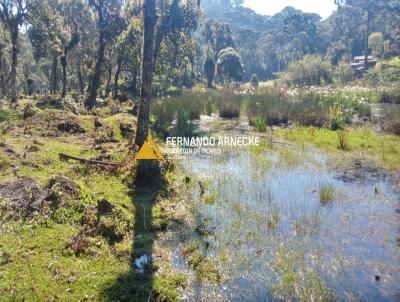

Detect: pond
[174,119,400,301]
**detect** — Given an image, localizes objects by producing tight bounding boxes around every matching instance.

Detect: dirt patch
[57,120,85,134]
[78,199,133,245]
[0,175,80,219]
[23,111,85,137]
[333,158,388,183]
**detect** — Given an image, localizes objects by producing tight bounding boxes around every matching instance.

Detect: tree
[0,23,8,97]
[368,32,384,58]
[217,47,244,85]
[134,0,157,148]
[85,0,125,109]
[250,73,259,87]
[0,0,27,103]
[204,56,215,88]
[114,18,142,99]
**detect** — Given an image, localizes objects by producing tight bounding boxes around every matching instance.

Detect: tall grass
[319,183,335,205]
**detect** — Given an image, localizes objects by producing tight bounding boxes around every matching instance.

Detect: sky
[243,0,337,20]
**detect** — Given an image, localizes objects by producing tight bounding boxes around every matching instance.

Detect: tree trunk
[51,51,58,94]
[113,60,122,99]
[364,7,371,70]
[85,9,106,109]
[130,66,138,95]
[77,64,84,95]
[60,49,68,98]
[10,24,18,104]
[0,50,6,97]
[105,65,112,97]
[134,0,157,147]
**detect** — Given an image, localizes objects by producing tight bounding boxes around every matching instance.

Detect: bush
[277,55,332,86]
[380,86,400,104]
[334,61,354,84]
[250,74,259,88]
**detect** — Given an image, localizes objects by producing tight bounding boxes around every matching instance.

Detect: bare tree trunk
[131,66,138,95]
[10,24,18,104]
[77,64,84,95]
[85,8,105,109]
[134,0,157,147]
[113,60,122,99]
[105,65,112,97]
[50,51,58,94]
[60,49,68,98]
[0,50,6,97]
[364,6,371,70]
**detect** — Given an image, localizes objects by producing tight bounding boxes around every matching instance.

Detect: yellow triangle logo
[135,135,164,160]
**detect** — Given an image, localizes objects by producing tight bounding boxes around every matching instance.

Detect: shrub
[334,61,354,84]
[250,74,259,88]
[329,105,345,130]
[380,86,400,104]
[277,55,332,86]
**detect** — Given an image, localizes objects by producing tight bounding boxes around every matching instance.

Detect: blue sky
[244,0,337,19]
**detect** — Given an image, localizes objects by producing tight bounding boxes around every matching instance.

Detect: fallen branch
[59,153,121,167]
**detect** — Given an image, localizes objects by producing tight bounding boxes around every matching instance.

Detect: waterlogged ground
[174,118,400,301]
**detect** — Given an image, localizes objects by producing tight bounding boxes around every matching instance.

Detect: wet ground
[172,117,400,301]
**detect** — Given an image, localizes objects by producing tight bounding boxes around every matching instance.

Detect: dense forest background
[0,0,399,103]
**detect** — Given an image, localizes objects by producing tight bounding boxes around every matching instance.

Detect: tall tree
[134,0,157,147]
[85,0,125,109]
[204,56,215,88]
[0,0,27,103]
[0,24,8,97]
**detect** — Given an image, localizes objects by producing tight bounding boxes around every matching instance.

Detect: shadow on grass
[103,163,168,302]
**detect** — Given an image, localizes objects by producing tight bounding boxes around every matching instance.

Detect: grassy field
[0,98,190,301]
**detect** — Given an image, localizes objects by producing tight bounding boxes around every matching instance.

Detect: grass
[277,127,400,170]
[0,99,190,302]
[182,241,221,283]
[319,183,335,205]
[271,244,334,301]
[252,116,268,132]
[337,130,349,150]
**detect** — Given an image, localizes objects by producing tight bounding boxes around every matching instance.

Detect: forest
[0,0,400,301]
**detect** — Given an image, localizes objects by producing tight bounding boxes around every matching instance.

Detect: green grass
[0,109,21,123]
[277,127,400,170]
[383,56,400,67]
[0,104,188,302]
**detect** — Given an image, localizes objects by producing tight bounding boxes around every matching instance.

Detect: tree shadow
[104,163,168,302]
